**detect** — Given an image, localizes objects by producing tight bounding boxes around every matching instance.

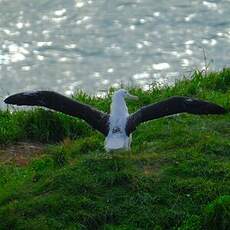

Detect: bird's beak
[126,93,138,100]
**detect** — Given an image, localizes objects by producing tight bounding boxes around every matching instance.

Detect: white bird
[105,89,138,151]
[4,89,226,151]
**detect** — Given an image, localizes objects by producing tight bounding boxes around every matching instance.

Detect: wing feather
[126,96,226,135]
[4,91,109,136]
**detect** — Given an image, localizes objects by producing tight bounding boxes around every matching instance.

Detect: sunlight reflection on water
[0,0,230,108]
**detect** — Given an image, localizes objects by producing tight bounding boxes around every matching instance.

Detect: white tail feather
[105,134,129,152]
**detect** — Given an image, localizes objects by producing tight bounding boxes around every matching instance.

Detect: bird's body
[105,90,131,151]
[4,89,227,152]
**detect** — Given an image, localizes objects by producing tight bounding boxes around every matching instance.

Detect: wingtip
[4,93,28,106]
[210,103,227,114]
[4,95,13,104]
[220,107,228,114]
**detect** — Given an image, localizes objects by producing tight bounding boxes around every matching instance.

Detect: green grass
[0,69,229,229]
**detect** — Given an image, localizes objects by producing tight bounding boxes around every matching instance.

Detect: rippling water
[1,0,230,107]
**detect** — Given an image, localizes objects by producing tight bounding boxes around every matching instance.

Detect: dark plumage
[125,96,226,135]
[4,91,109,135]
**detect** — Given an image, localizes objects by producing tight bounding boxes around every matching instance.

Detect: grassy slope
[0,69,230,229]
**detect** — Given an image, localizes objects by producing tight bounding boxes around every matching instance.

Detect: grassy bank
[0,69,230,229]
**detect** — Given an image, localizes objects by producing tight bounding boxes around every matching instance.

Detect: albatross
[4,89,226,151]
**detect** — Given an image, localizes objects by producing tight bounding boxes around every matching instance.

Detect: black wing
[4,91,109,136]
[126,96,226,135]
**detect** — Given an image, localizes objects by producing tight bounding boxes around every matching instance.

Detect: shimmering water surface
[1,0,230,106]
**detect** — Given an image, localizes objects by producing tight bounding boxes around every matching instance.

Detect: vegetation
[0,69,229,229]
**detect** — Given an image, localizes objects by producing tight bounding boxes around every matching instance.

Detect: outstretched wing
[4,91,109,136]
[126,96,226,135]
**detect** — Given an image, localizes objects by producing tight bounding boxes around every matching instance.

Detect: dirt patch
[0,142,45,166]
[141,158,175,176]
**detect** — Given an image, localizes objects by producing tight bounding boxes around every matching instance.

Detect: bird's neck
[110,95,129,117]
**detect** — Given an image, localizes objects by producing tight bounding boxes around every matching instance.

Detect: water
[0,0,230,107]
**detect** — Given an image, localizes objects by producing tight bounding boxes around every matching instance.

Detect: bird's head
[113,89,138,100]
